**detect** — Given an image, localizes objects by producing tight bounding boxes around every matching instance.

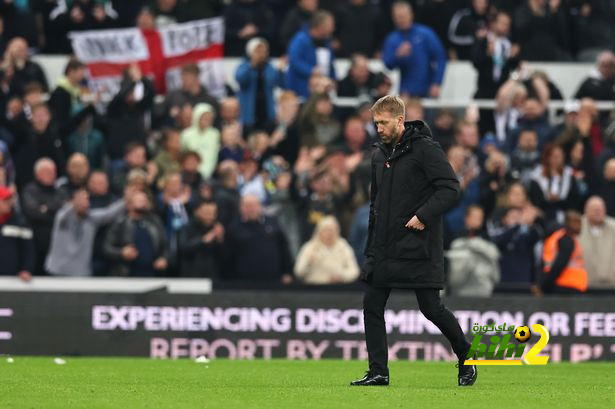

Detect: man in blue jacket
[382,1,447,98]
[235,38,285,130]
[286,10,336,99]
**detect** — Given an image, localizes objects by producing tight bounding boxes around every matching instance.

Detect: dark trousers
[363,285,471,375]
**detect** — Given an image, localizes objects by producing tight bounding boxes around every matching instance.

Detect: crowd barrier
[1,278,614,362]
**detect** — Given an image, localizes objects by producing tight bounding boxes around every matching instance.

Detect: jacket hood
[402,120,434,142]
[191,103,215,128]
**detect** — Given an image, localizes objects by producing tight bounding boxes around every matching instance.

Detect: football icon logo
[514,325,532,343]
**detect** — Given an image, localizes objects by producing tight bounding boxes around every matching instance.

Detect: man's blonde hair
[370,95,406,118]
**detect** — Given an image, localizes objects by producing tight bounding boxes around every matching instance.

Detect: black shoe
[456,352,478,386]
[350,372,389,386]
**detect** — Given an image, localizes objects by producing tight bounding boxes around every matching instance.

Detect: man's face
[130,192,150,214]
[196,204,217,225]
[69,67,86,84]
[493,14,511,37]
[221,99,239,122]
[32,107,51,133]
[598,53,615,80]
[465,208,484,230]
[567,214,582,236]
[373,111,403,144]
[518,130,537,151]
[350,57,369,84]
[126,147,146,168]
[181,72,199,91]
[585,199,606,226]
[73,190,90,216]
[36,163,57,186]
[251,43,269,65]
[457,124,479,149]
[240,196,262,221]
[345,119,366,147]
[68,156,90,182]
[300,0,318,12]
[392,4,413,30]
[88,173,109,196]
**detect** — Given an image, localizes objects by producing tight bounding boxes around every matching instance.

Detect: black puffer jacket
[363,121,460,288]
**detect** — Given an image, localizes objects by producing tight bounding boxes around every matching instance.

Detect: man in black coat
[351,96,477,387]
[0,186,34,281]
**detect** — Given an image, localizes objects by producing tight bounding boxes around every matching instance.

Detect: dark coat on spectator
[105,78,155,160]
[363,121,460,289]
[20,181,67,274]
[102,212,167,277]
[177,219,223,278]
[224,216,292,282]
[9,60,49,96]
[0,211,35,275]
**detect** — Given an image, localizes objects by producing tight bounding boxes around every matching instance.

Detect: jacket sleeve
[102,221,125,261]
[364,150,378,257]
[20,186,57,224]
[382,34,403,70]
[415,140,461,227]
[427,28,447,85]
[235,61,253,88]
[288,37,314,78]
[90,200,126,227]
[293,242,313,279]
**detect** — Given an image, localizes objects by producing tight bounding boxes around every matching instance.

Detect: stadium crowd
[0,0,615,295]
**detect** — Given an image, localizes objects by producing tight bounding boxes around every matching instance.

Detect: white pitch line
[0,332,12,340]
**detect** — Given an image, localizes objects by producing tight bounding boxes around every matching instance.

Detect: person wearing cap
[0,186,34,282]
[235,37,285,130]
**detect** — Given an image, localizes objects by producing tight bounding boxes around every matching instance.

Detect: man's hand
[18,271,32,282]
[396,42,412,57]
[121,245,139,261]
[281,274,293,285]
[405,215,425,231]
[530,284,543,297]
[153,258,168,271]
[428,84,441,98]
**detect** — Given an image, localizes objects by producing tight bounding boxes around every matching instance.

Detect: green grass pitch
[1,358,613,409]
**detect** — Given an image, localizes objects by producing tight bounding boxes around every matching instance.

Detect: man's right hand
[396,42,412,57]
[121,245,139,261]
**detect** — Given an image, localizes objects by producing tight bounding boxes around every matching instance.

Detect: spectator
[159,63,219,127]
[103,190,168,277]
[219,97,242,129]
[224,0,274,57]
[340,115,370,154]
[336,54,379,99]
[235,38,285,130]
[297,93,341,147]
[382,1,446,98]
[579,196,615,288]
[178,200,224,278]
[1,37,49,95]
[529,144,582,225]
[213,160,241,226]
[494,79,527,144]
[490,204,542,284]
[431,109,456,153]
[20,158,67,275]
[471,10,519,100]
[270,90,302,165]
[599,158,615,217]
[573,3,615,62]
[510,128,540,186]
[448,0,490,60]
[334,0,383,58]
[294,215,359,284]
[48,58,87,127]
[574,51,615,102]
[538,210,587,294]
[348,201,369,265]
[505,97,554,153]
[513,0,571,61]
[445,145,480,239]
[479,149,513,217]
[218,124,244,164]
[106,64,155,161]
[108,143,151,196]
[180,151,203,193]
[67,116,105,170]
[88,170,115,276]
[446,205,500,297]
[224,194,293,283]
[181,103,221,180]
[57,153,90,198]
[152,129,182,180]
[151,0,180,27]
[0,185,34,281]
[280,0,318,49]
[286,10,336,99]
[155,172,192,273]
[45,188,124,276]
